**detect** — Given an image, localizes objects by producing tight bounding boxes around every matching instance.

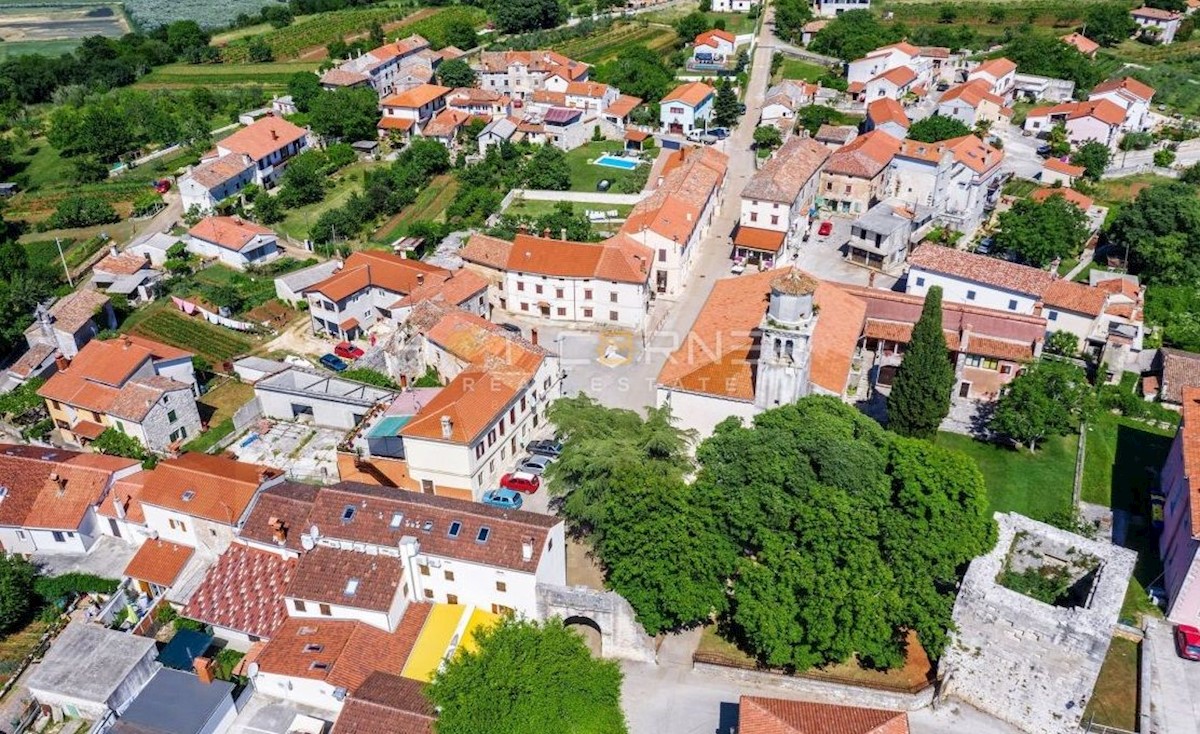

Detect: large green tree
[592,45,675,103]
[277,150,328,208]
[437,58,476,88]
[695,398,995,669]
[773,0,814,43]
[1082,4,1137,46]
[1001,35,1101,92]
[1108,182,1200,284]
[994,194,1089,267]
[1070,141,1111,181]
[990,359,1093,451]
[520,145,572,191]
[286,71,322,113]
[493,0,564,33]
[906,114,970,143]
[428,617,627,734]
[713,78,740,127]
[0,553,36,633]
[809,10,903,61]
[309,86,378,141]
[887,285,954,439]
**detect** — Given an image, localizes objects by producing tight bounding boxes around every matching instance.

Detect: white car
[516,454,553,475]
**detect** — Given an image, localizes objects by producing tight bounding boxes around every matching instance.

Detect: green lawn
[0,38,82,60]
[564,141,647,194]
[1083,637,1140,731]
[708,11,757,35]
[777,57,826,83]
[504,198,632,220]
[12,140,73,192]
[136,61,322,89]
[190,264,279,313]
[370,173,458,245]
[276,161,378,242]
[935,431,1077,521]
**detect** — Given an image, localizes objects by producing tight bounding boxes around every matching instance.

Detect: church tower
[754,269,819,409]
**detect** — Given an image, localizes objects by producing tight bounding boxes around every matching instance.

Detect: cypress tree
[887,285,955,438]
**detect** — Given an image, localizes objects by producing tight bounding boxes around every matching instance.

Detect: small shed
[351,140,379,157]
[233,356,290,384]
[110,668,236,734]
[26,624,160,719]
[157,629,213,672]
[624,129,651,151]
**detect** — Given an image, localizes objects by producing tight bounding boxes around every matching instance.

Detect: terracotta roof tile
[461,232,652,285]
[106,376,190,422]
[1030,187,1094,210]
[622,146,727,244]
[965,335,1035,362]
[189,216,275,252]
[239,482,319,552]
[1182,387,1200,537]
[138,453,279,525]
[219,116,308,162]
[662,81,715,107]
[288,545,403,613]
[1061,32,1100,55]
[422,108,472,138]
[738,695,909,734]
[1161,348,1200,404]
[1044,158,1086,177]
[695,28,736,46]
[95,252,152,276]
[742,136,829,203]
[939,79,1007,110]
[307,252,450,302]
[7,343,55,379]
[43,289,111,335]
[123,539,193,587]
[332,672,434,734]
[321,69,370,87]
[1091,76,1155,102]
[867,97,910,128]
[734,227,786,253]
[381,84,451,109]
[187,153,254,191]
[1132,6,1181,19]
[823,130,901,178]
[873,65,917,87]
[98,471,148,524]
[907,244,1055,296]
[378,117,415,131]
[972,57,1017,79]
[605,94,641,118]
[183,542,295,638]
[393,269,488,310]
[0,444,138,530]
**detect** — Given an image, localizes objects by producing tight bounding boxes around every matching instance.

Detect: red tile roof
[867,97,910,129]
[872,65,917,87]
[0,445,138,531]
[739,696,909,734]
[907,244,1055,297]
[1061,32,1100,55]
[288,545,404,613]
[972,57,1017,79]
[392,269,489,311]
[460,232,652,285]
[695,28,736,47]
[189,217,275,252]
[238,482,320,552]
[1030,187,1094,211]
[622,146,727,244]
[1162,349,1200,404]
[307,251,451,302]
[1044,158,1086,177]
[1091,76,1156,102]
[219,116,308,162]
[734,227,787,254]
[188,153,254,190]
[331,672,434,734]
[823,130,901,178]
[123,539,193,587]
[183,542,295,639]
[742,136,829,203]
[1132,6,1181,19]
[1181,387,1200,537]
[138,453,280,525]
[378,117,415,131]
[256,604,431,692]
[662,81,715,107]
[605,94,642,118]
[41,289,111,335]
[381,84,451,109]
[99,471,148,524]
[939,79,1007,110]
[95,251,152,276]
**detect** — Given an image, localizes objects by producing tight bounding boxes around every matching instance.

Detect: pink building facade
[1160,386,1200,623]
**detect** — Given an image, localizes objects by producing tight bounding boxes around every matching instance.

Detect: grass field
[1083,637,1139,731]
[194,378,254,426]
[136,61,321,89]
[777,57,826,83]
[564,141,647,193]
[191,264,280,314]
[554,22,677,64]
[1082,414,1174,509]
[707,11,757,35]
[276,161,378,242]
[0,618,48,689]
[0,37,81,59]
[504,198,633,220]
[935,431,1077,521]
[371,173,458,245]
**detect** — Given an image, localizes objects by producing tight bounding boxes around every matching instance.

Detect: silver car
[516,454,553,475]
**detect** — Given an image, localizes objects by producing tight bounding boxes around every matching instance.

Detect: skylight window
[422,520,434,533]
[389,513,403,528]
[341,505,356,523]
[344,578,360,596]
[181,490,195,502]
[303,644,324,653]
[476,526,491,544]
[309,662,329,671]
[448,521,462,538]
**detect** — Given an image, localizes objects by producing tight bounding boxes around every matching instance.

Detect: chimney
[109,245,119,258]
[517,224,528,235]
[194,656,216,685]
[440,415,453,439]
[114,495,127,520]
[271,128,279,141]
[54,353,70,371]
[417,273,425,286]
[542,227,551,238]
[259,468,278,483]
[521,537,534,562]
[560,228,567,240]
[143,252,152,264]
[121,335,132,349]
[868,271,877,287]
[51,473,66,496]
[270,516,288,545]
[530,328,539,346]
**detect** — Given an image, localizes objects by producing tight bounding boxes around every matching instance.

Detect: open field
[1082,414,1174,509]
[707,12,757,35]
[0,37,82,58]
[136,61,321,89]
[371,173,458,245]
[877,0,1114,45]
[211,21,273,46]
[121,0,278,30]
[1083,637,1139,731]
[0,3,125,40]
[777,57,826,83]
[554,22,677,64]
[128,309,254,364]
[504,198,633,220]
[564,141,648,193]
[276,161,380,242]
[935,431,1076,521]
[0,619,48,690]
[194,378,254,427]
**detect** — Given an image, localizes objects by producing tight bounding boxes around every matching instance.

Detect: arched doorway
[563,615,603,657]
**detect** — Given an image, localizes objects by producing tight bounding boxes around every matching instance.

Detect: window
[548,538,553,551]
[420,564,430,576]
[344,579,359,596]
[770,215,779,225]
[476,526,491,543]
[584,289,593,300]
[915,276,925,287]
[1007,299,1018,311]
[475,443,485,459]
[447,594,459,605]
[444,570,455,581]
[168,518,187,532]
[294,600,307,612]
[609,311,618,321]
[658,249,667,262]
[517,281,525,291]
[303,644,323,653]
[750,211,758,222]
[535,284,543,294]
[556,288,564,298]
[583,308,593,318]
[496,580,507,592]
[491,604,514,615]
[556,307,566,316]
[448,521,462,538]
[341,505,356,522]
[1048,311,1058,321]
[167,409,177,423]
[319,604,332,616]
[966,290,976,301]
[309,662,329,671]
[424,589,434,599]
[520,302,529,312]
[52,531,65,543]
[181,490,195,502]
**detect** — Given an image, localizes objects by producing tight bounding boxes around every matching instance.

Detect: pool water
[594,154,639,170]
[367,415,411,438]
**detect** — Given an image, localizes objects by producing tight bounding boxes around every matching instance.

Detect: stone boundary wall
[692,661,935,711]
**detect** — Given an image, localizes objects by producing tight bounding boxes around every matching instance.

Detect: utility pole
[55,237,73,287]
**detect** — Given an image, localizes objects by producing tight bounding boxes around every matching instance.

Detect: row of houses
[1023,76,1156,151]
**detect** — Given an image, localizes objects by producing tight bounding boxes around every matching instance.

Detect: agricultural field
[0,3,126,57]
[276,160,382,242]
[136,61,321,89]
[128,308,254,364]
[878,0,1113,45]
[553,21,677,64]
[370,173,457,245]
[121,0,279,29]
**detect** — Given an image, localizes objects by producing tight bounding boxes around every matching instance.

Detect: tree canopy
[592,45,676,103]
[990,359,1093,450]
[713,78,740,127]
[906,114,971,143]
[1070,141,1111,181]
[309,86,379,141]
[0,553,37,633]
[1108,182,1200,284]
[287,71,322,113]
[995,194,1090,267]
[695,398,996,669]
[675,11,713,41]
[493,0,564,33]
[773,0,814,43]
[809,10,903,61]
[887,286,954,439]
[1001,35,1101,92]
[1082,3,1137,46]
[428,617,627,734]
[437,58,476,88]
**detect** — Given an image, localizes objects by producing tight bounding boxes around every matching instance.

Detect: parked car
[686,130,703,142]
[319,354,348,372]
[709,127,730,140]
[597,179,612,192]
[1036,145,1053,157]
[817,220,833,237]
[482,488,523,510]
[736,103,747,114]
[700,134,718,145]
[1176,625,1200,661]
[526,439,563,458]
[976,237,994,255]
[334,341,365,360]
[516,454,552,475]
[499,322,522,335]
[153,179,171,194]
[500,471,541,494]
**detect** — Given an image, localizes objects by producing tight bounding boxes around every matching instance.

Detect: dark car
[709,127,730,140]
[1036,145,1053,157]
[527,439,563,458]
[499,322,522,335]
[1176,625,1200,661]
[319,354,348,372]
[334,341,365,360]
[597,179,612,192]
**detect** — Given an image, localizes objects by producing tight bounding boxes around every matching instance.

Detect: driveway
[1145,618,1200,734]
[33,535,136,579]
[620,660,1024,734]
[993,125,1044,181]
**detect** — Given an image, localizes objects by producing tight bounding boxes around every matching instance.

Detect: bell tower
[754,269,819,409]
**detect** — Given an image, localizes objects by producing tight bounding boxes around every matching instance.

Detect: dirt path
[296,7,438,61]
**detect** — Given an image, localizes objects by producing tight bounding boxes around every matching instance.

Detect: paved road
[1145,618,1200,734]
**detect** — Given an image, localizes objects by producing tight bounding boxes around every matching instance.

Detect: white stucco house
[186,216,280,270]
[659,81,715,135]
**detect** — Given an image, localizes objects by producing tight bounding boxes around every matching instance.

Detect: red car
[500,471,540,494]
[1176,625,1200,661]
[817,220,833,237]
[153,179,171,194]
[334,341,365,360]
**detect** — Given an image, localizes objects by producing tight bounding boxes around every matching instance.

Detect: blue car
[320,353,348,372]
[482,488,523,511]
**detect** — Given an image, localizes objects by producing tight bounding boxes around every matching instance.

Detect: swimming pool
[594,154,639,170]
[367,415,411,438]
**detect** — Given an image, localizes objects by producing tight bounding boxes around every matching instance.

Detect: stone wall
[537,584,656,663]
[692,662,934,711]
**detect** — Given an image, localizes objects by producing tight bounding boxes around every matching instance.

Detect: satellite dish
[300,534,315,551]
[310,524,320,539]
[247,662,259,678]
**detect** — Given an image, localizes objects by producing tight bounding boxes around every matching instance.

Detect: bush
[49,195,120,229]
[34,573,119,604]
[1154,148,1177,167]
[342,367,398,389]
